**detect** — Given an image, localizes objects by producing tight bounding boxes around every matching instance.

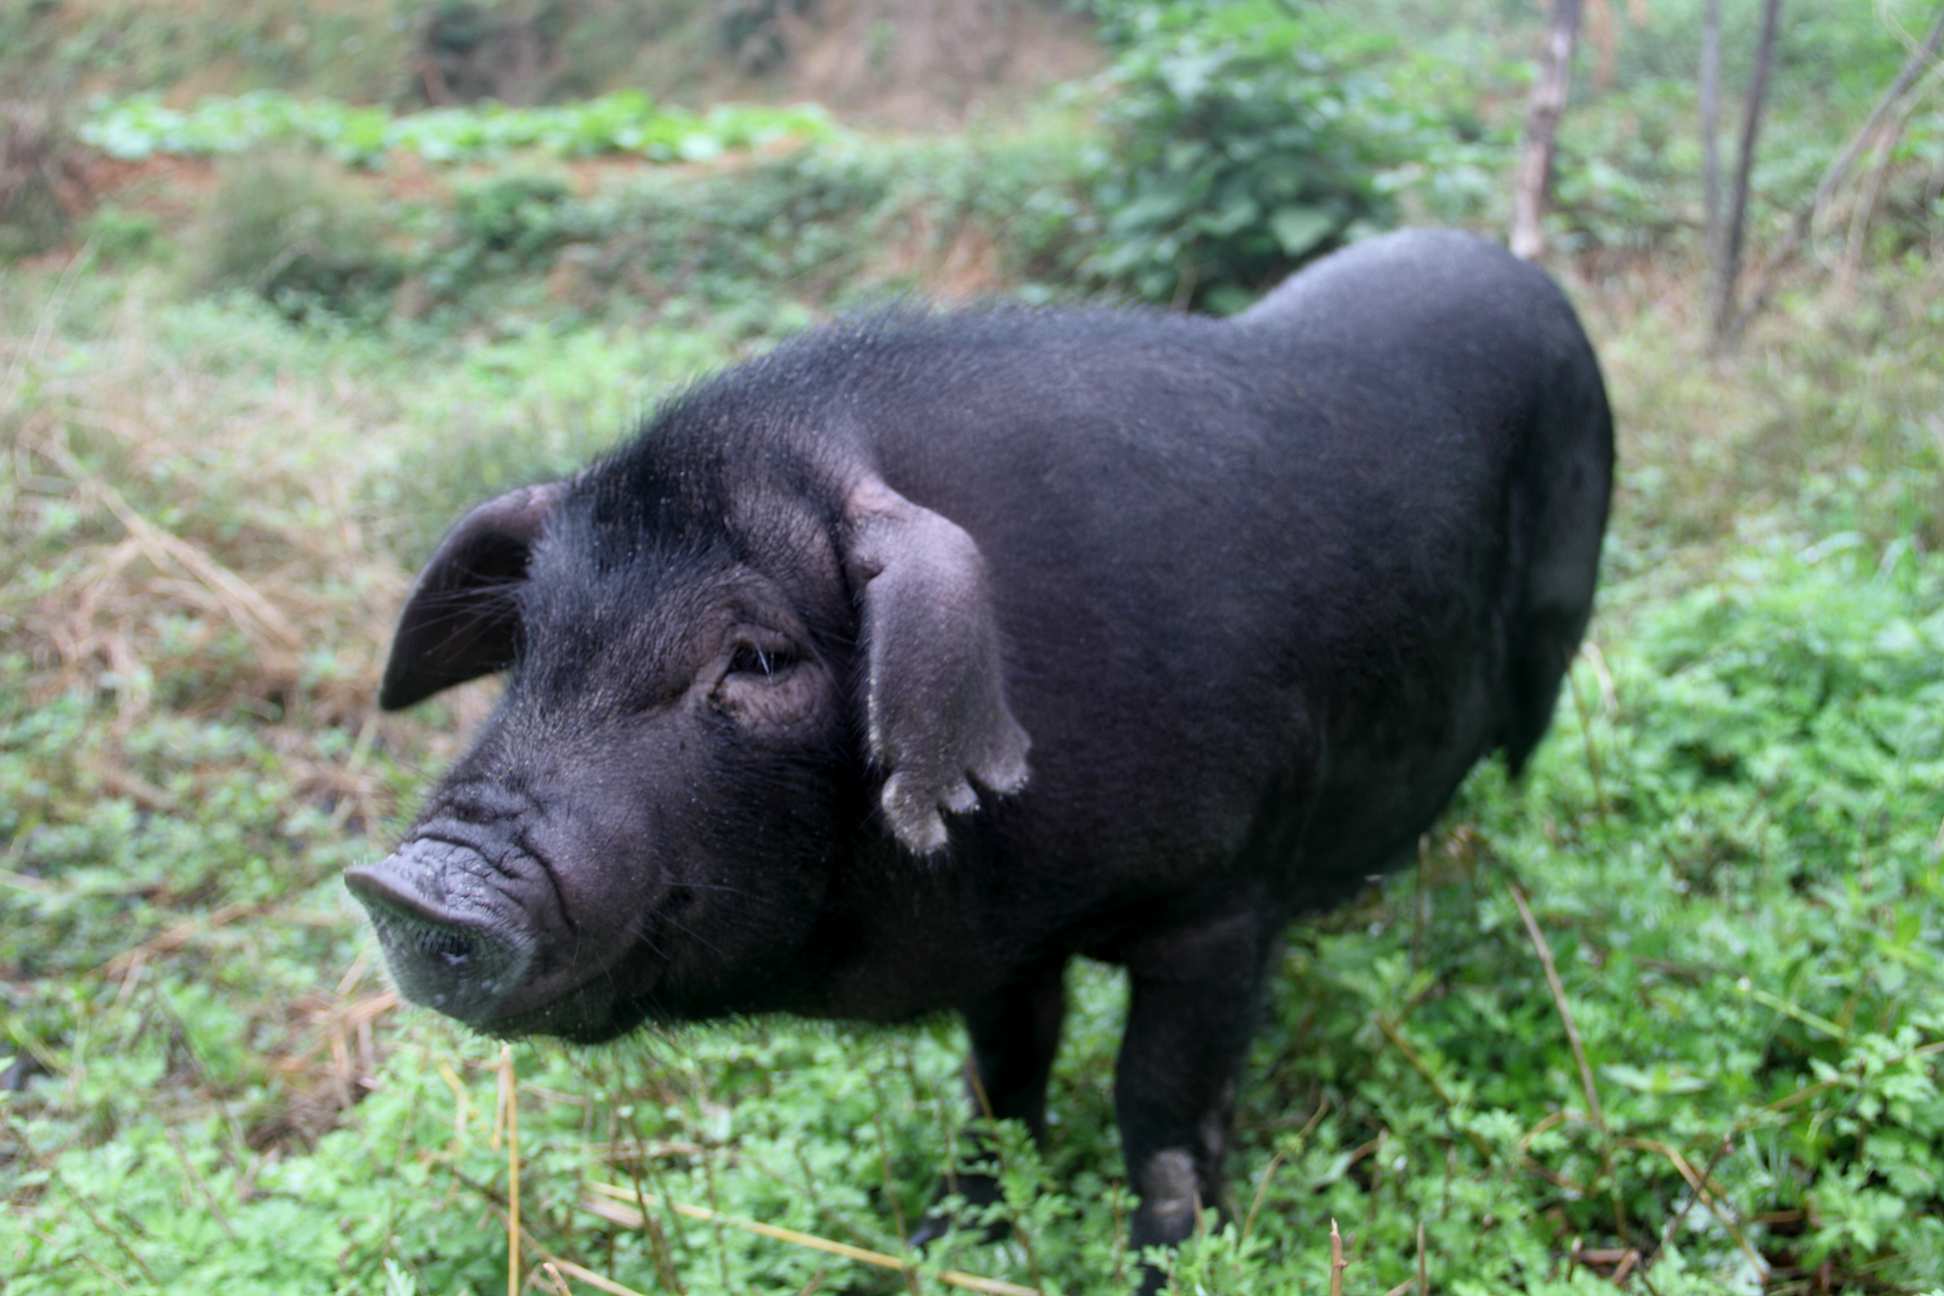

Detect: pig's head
[347,441,1030,1041]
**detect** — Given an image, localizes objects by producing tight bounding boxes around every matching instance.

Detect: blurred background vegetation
[3,1,1942,1293]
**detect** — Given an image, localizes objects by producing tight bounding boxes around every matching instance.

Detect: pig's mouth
[346,834,644,1039]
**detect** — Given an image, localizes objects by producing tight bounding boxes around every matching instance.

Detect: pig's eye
[726,640,802,681]
[712,636,819,727]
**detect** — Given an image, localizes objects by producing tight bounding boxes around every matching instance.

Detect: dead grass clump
[0,279,436,833]
[0,99,90,260]
[15,404,403,734]
[1553,246,1944,581]
[251,981,401,1152]
[871,205,1010,300]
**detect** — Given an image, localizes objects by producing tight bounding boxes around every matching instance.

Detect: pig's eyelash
[726,641,803,680]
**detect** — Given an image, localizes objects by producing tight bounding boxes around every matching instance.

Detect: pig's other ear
[842,477,1031,855]
[378,482,564,711]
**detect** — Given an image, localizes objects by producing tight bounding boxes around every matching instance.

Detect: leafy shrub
[446,169,584,271]
[185,154,406,323]
[441,134,1095,323]
[566,146,896,320]
[1084,1,1427,311]
[1550,78,1697,251]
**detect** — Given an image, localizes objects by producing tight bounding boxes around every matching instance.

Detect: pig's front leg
[1114,909,1280,1281]
[910,957,1068,1246]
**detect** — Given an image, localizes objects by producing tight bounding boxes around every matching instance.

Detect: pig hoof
[909,1173,1008,1248]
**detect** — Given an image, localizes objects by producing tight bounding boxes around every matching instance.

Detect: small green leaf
[1268,205,1337,256]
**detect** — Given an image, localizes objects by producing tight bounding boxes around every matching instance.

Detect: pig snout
[345,840,534,1024]
[346,835,614,1033]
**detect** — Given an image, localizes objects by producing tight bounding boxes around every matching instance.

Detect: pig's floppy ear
[843,478,1031,855]
[378,482,564,711]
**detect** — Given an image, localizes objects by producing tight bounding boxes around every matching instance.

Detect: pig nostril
[415,926,477,968]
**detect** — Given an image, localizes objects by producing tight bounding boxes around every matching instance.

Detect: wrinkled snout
[345,839,538,1027]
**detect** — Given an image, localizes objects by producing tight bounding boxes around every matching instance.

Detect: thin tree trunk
[1710,0,1783,348]
[1589,0,1618,90]
[1510,0,1586,260]
[1730,2,1944,336]
[1840,121,1898,287]
[1793,3,1944,237]
[1699,0,1723,263]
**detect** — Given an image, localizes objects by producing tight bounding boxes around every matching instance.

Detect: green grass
[81,91,836,167]
[4,234,1942,1294]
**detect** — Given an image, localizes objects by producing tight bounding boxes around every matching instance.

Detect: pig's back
[762,231,1606,943]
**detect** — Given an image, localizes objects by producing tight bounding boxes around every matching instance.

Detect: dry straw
[581,1182,1040,1296]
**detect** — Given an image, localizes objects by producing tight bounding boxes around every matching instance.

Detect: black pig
[349,228,1613,1262]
